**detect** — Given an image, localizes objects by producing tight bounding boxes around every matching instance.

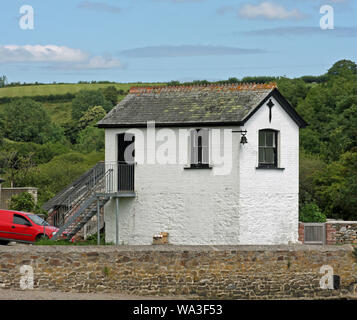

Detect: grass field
[0,82,166,98]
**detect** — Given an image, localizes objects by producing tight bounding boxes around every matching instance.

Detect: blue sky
[0,0,356,83]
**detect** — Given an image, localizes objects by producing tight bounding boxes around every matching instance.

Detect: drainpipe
[97,199,100,245]
[115,197,119,245]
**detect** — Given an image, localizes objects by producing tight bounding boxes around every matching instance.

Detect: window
[258,129,278,168]
[190,129,210,168]
[13,214,31,226]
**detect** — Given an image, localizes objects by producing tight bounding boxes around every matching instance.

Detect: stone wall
[0,245,356,299]
[326,221,357,245]
[299,221,357,245]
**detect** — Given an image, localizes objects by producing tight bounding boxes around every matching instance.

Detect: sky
[0,0,356,83]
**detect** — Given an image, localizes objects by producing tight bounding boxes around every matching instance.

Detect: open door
[117,133,135,192]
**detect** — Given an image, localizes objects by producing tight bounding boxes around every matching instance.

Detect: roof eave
[97,120,245,129]
[241,88,308,128]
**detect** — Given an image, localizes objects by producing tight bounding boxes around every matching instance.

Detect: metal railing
[48,161,135,228]
[57,168,114,228]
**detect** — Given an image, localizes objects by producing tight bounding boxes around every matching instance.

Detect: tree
[0,150,35,187]
[78,106,106,130]
[102,86,118,106]
[0,75,7,88]
[327,59,357,78]
[314,150,357,220]
[277,78,309,108]
[75,126,104,153]
[71,90,111,120]
[2,98,63,144]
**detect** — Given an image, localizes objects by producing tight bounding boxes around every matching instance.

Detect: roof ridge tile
[129,82,277,94]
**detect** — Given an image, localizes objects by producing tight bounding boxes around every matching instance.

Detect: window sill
[184,165,213,170]
[256,166,285,170]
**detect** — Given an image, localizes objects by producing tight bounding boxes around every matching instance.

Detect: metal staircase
[50,163,114,241]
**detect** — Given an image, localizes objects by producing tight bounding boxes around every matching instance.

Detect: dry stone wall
[0,245,356,299]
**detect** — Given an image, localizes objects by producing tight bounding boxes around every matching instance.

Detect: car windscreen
[27,214,50,226]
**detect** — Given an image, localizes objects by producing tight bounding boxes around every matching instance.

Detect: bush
[299,203,327,222]
[9,192,35,212]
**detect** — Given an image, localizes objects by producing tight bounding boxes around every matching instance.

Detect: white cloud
[120,45,267,58]
[0,45,88,63]
[238,2,305,20]
[0,45,121,70]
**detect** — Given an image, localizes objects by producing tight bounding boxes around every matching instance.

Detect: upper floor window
[258,129,278,168]
[190,129,209,168]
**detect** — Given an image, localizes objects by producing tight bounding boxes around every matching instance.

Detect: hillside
[0,82,165,98]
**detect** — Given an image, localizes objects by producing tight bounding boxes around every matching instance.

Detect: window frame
[188,128,211,169]
[258,129,279,169]
[13,214,32,226]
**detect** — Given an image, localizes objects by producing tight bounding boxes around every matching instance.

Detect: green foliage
[102,86,118,106]
[277,77,309,108]
[20,152,103,206]
[1,98,65,144]
[9,192,35,212]
[71,90,111,120]
[327,59,357,78]
[75,126,104,153]
[78,106,106,130]
[299,203,326,223]
[299,151,326,207]
[313,151,357,221]
[0,75,7,88]
[35,232,111,245]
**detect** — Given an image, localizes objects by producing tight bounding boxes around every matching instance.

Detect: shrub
[9,192,35,212]
[299,203,327,223]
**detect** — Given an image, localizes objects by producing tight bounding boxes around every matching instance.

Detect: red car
[0,209,59,244]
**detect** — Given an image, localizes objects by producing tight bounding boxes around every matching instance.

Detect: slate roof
[97,83,307,128]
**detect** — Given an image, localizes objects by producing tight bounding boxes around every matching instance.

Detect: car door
[10,214,37,242]
[0,211,14,241]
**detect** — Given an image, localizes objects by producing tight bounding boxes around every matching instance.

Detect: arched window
[258,129,278,168]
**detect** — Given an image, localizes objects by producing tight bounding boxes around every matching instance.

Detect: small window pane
[265,148,274,163]
[266,132,274,147]
[259,131,265,146]
[259,147,265,162]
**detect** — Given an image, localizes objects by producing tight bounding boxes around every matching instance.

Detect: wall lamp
[232,130,248,145]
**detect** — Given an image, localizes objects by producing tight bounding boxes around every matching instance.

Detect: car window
[13,214,31,226]
[28,214,49,226]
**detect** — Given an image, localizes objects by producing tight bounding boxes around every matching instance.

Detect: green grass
[0,82,166,98]
[35,233,113,246]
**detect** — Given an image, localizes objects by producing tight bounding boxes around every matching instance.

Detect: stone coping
[326,220,357,224]
[0,244,354,254]
[1,187,38,190]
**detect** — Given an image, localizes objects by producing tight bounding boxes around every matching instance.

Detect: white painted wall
[104,97,300,245]
[238,97,299,244]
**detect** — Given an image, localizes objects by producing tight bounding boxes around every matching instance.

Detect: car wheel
[35,234,49,242]
[0,240,9,245]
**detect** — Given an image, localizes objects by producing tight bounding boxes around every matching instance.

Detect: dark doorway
[117,133,135,192]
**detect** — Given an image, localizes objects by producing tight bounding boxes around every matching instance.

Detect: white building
[97,83,307,245]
